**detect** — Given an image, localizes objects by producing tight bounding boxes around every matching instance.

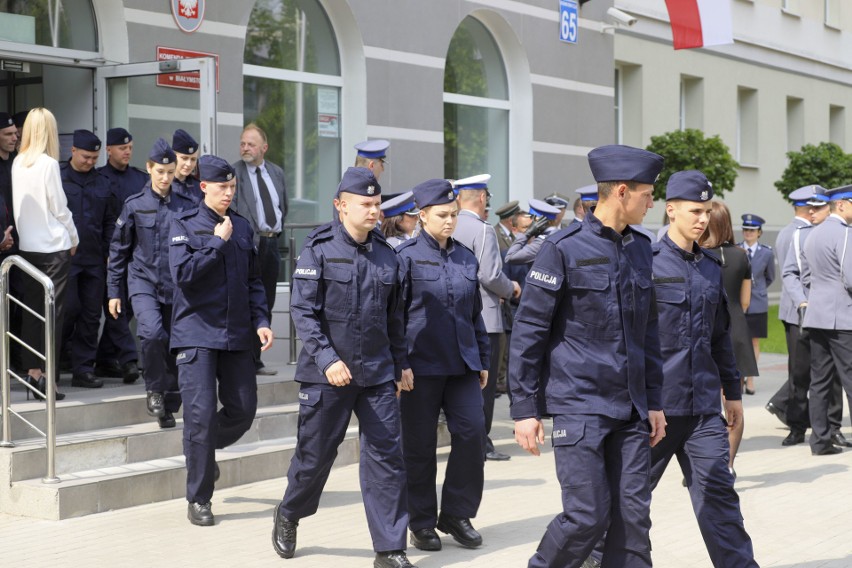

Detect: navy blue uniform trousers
[62,263,105,374]
[531,414,652,568]
[132,295,180,412]
[280,381,407,552]
[400,373,485,530]
[651,415,757,567]
[177,347,257,504]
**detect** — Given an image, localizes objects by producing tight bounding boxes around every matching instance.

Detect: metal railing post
[0,256,60,482]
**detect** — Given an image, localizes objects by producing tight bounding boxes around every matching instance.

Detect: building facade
[613,0,852,232]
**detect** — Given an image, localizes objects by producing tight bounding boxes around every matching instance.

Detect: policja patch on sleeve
[526,268,563,291]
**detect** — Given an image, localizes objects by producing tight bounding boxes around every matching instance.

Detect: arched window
[0,0,97,51]
[243,0,342,225]
[444,16,509,206]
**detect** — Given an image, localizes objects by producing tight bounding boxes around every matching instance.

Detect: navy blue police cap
[73,129,101,152]
[0,112,13,128]
[665,170,714,202]
[413,178,456,208]
[826,184,852,202]
[741,214,765,229]
[198,154,235,183]
[354,139,389,160]
[13,110,28,128]
[587,144,664,184]
[575,184,599,202]
[528,198,560,221]
[336,166,381,197]
[148,138,176,165]
[172,129,198,155]
[788,184,827,207]
[107,127,133,146]
[381,191,419,217]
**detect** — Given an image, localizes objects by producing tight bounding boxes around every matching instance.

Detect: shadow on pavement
[736,463,849,491]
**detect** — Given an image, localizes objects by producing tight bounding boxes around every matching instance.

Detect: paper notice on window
[317,88,339,138]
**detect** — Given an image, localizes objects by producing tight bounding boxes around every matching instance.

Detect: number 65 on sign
[559,0,579,44]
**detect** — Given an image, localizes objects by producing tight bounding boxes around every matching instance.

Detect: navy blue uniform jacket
[108,182,195,303]
[290,222,407,386]
[396,231,490,375]
[98,162,148,203]
[509,213,664,421]
[61,163,117,266]
[653,234,741,416]
[168,204,269,351]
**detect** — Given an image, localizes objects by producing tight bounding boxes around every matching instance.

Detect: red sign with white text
[156,46,219,92]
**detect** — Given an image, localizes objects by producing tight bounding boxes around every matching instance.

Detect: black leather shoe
[158,411,176,429]
[485,450,510,461]
[256,366,278,376]
[410,527,442,551]
[272,507,298,559]
[436,513,482,548]
[812,445,842,456]
[374,551,416,568]
[782,430,805,446]
[146,391,165,417]
[187,501,214,526]
[94,361,123,378]
[831,432,852,448]
[582,557,602,568]
[765,402,787,426]
[122,361,140,384]
[71,372,104,389]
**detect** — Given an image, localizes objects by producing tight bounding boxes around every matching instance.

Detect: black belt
[258,231,279,238]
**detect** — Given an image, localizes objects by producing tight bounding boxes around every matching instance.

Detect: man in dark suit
[231,123,288,376]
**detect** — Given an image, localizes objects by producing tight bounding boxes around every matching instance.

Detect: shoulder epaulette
[302,222,335,247]
[174,208,197,221]
[762,244,773,250]
[453,238,475,256]
[651,241,662,255]
[701,248,722,265]
[549,222,582,243]
[395,238,417,253]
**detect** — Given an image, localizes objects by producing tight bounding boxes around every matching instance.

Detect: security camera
[607,7,638,26]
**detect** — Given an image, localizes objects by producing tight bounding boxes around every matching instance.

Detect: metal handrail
[281,222,322,365]
[0,255,59,484]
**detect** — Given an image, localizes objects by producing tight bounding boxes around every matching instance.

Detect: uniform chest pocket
[322,265,353,312]
[567,269,611,327]
[135,214,157,228]
[411,265,441,281]
[655,285,688,344]
[702,287,721,335]
[375,268,396,306]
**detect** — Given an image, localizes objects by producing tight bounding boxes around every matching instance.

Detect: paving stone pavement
[1,352,851,567]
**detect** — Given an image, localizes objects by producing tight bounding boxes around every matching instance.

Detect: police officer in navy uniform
[354,139,390,181]
[61,129,118,389]
[397,178,491,553]
[95,127,146,382]
[544,194,569,227]
[169,155,273,526]
[639,171,756,567]
[381,191,419,248]
[171,129,202,203]
[273,167,416,568]
[509,145,666,568]
[776,186,846,446]
[573,185,598,225]
[800,184,852,456]
[504,198,561,266]
[108,139,195,428]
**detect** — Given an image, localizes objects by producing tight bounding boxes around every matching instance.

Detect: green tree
[645,129,738,201]
[775,143,852,200]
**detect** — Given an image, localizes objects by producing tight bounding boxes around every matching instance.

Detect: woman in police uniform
[396,178,491,553]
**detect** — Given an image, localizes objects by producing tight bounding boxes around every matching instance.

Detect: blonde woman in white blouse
[12,108,78,400]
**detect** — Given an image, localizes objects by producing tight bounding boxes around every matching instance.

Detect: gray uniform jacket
[776,217,810,324]
[781,224,814,321]
[802,215,852,331]
[454,209,515,333]
[739,242,775,314]
[230,159,289,246]
[504,227,559,266]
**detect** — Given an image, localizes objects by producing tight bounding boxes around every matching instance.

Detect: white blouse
[12,152,79,253]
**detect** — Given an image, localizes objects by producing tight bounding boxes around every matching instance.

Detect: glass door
[93,57,217,168]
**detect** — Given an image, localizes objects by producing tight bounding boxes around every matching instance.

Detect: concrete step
[3,375,299,440]
[4,402,302,483]
[4,428,360,520]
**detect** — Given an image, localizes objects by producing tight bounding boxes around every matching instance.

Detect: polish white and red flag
[664,0,734,50]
